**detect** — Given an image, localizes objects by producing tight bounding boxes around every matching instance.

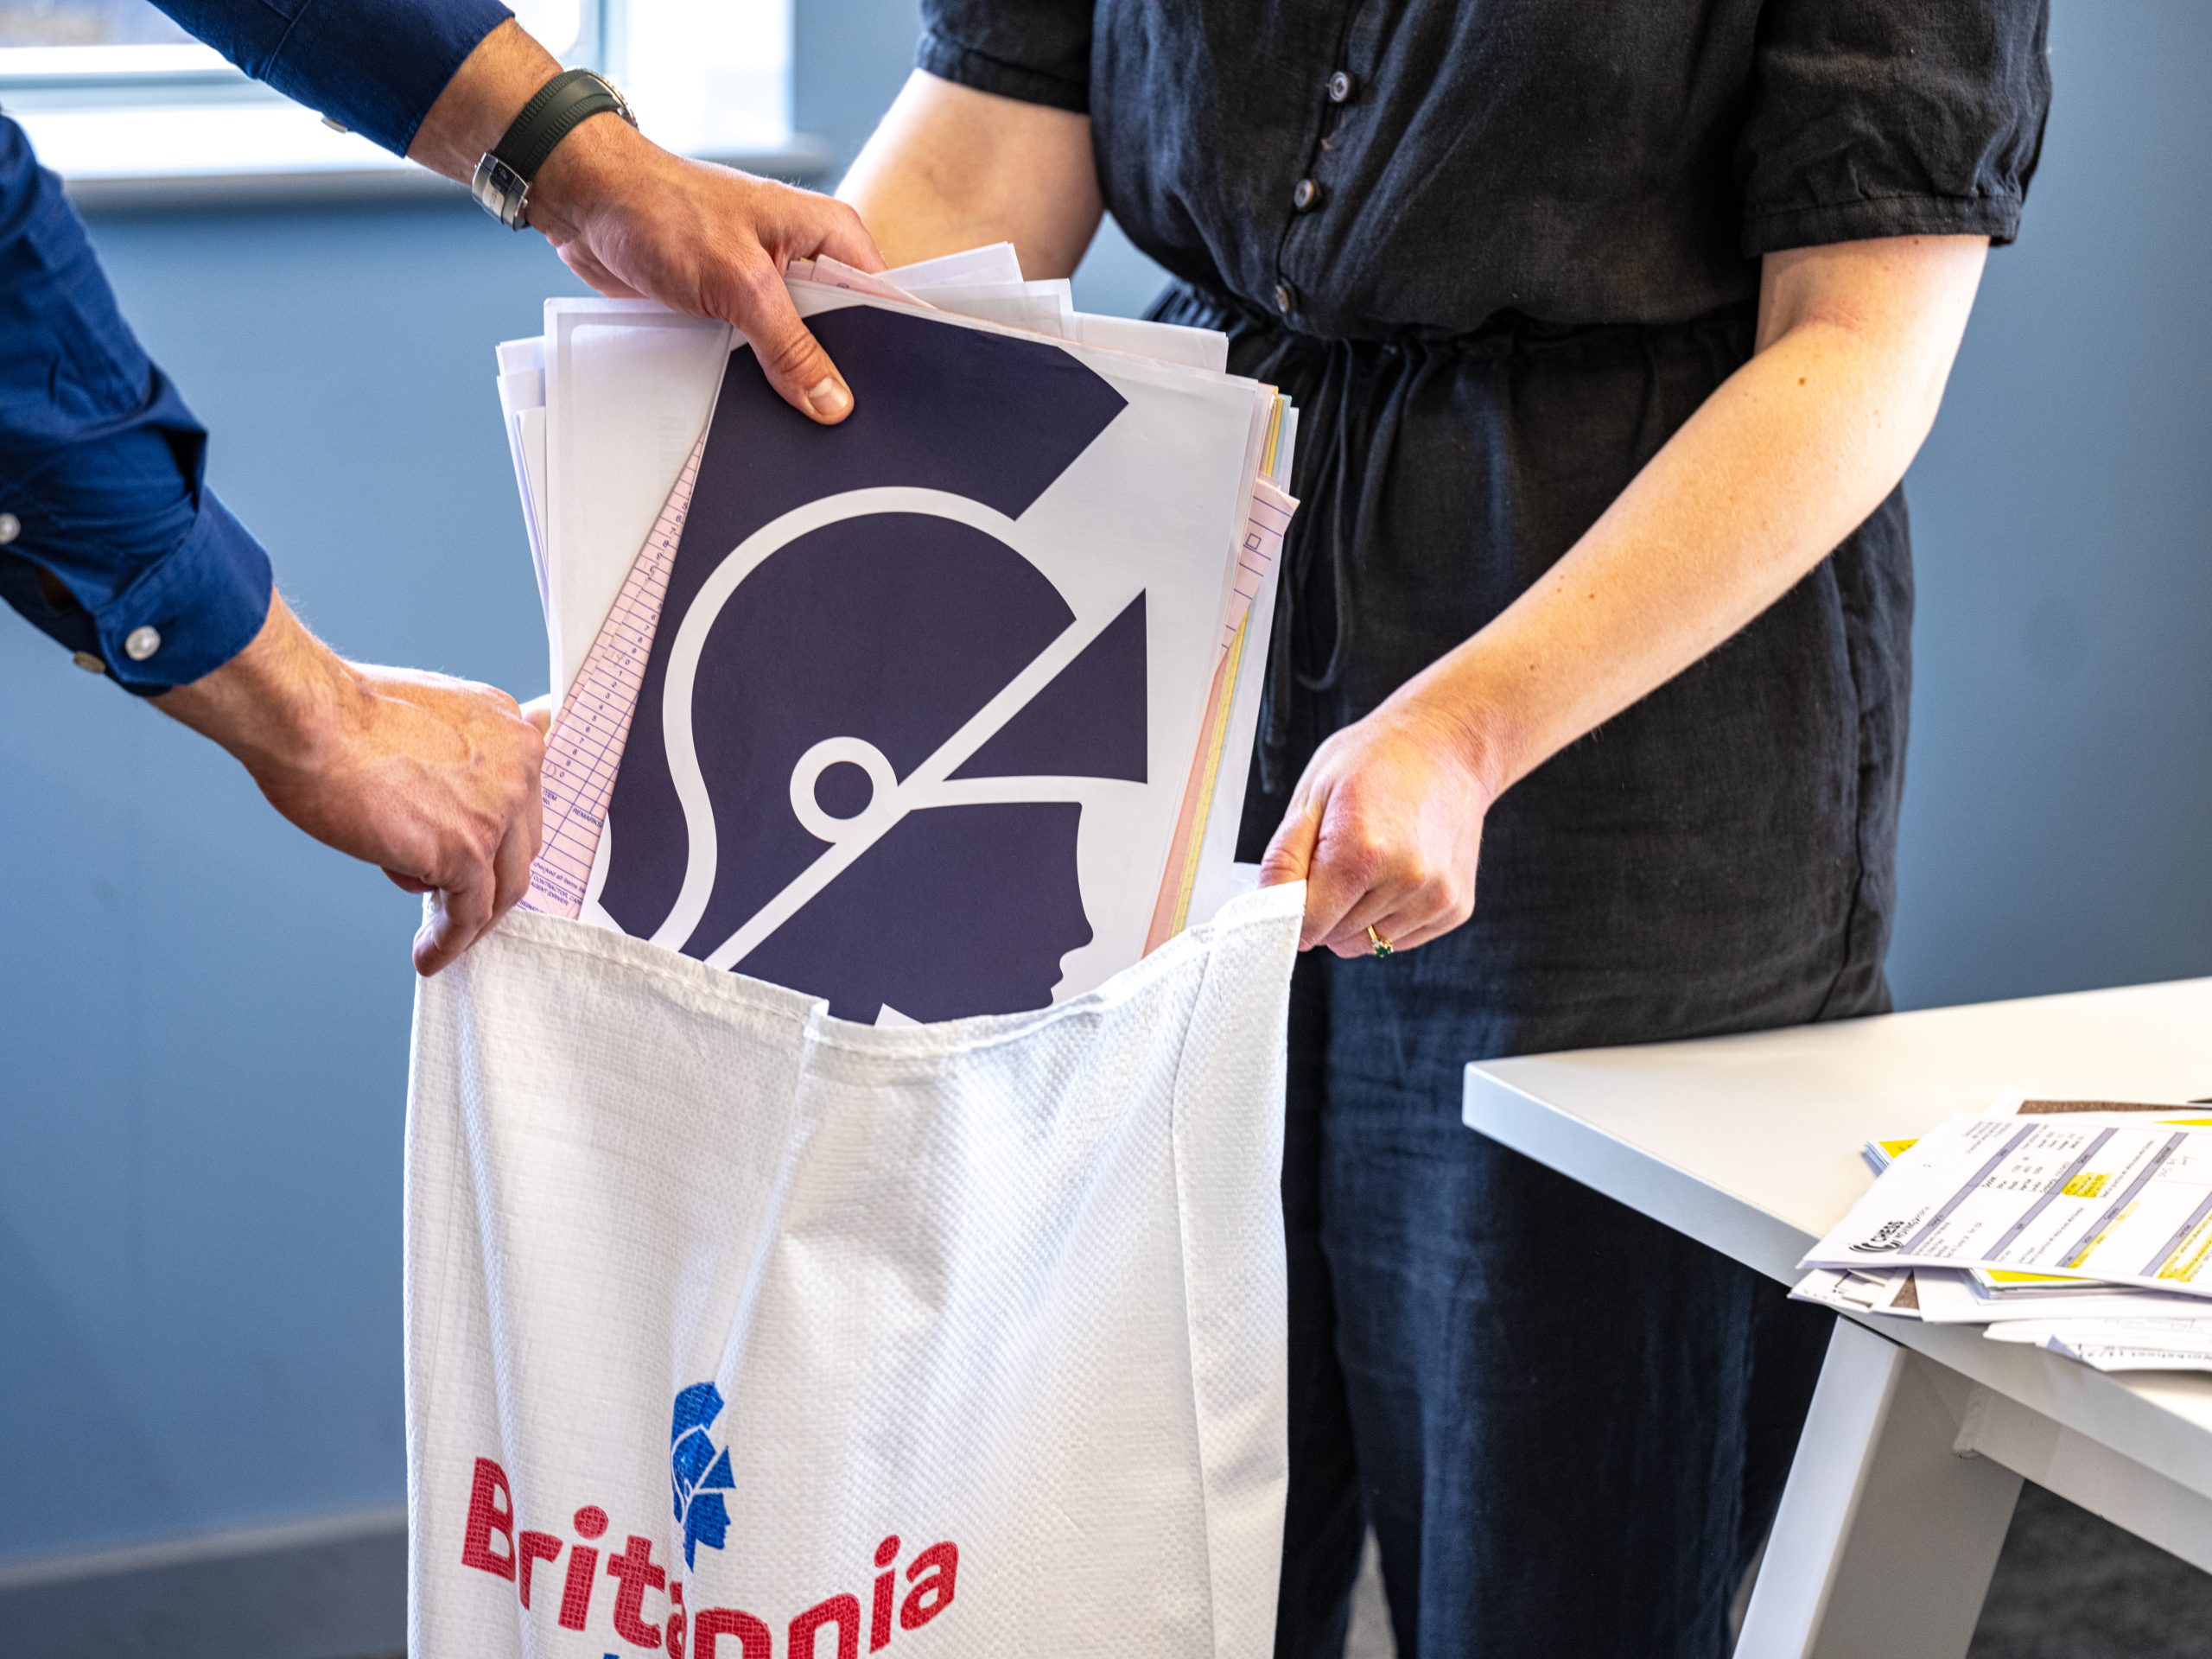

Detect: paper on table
[2048,1345,2212,1374]
[1982,1317,2212,1370]
[1906,1265,2202,1325]
[1801,1113,2212,1299]
[1791,1267,1905,1317]
[1983,1089,2212,1119]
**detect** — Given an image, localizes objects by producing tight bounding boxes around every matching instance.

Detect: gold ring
[1367,925,1395,960]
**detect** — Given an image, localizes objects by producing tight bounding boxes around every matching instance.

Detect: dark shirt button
[1326,70,1356,104]
[1292,177,1325,213]
[1274,281,1296,315]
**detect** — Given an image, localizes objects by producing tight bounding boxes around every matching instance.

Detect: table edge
[1462,1062,2212,1504]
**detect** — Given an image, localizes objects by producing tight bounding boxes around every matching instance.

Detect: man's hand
[410,19,885,423]
[156,594,544,976]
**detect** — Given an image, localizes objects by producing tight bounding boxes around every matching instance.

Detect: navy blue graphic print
[599,305,1145,1022]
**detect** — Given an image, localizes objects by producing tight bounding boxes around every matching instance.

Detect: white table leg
[1735,1318,2023,1659]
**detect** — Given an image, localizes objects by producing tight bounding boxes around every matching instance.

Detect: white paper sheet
[1802,1113,2212,1300]
[626,284,1273,997]
[1908,1265,2203,1324]
[543,301,731,696]
[495,357,549,609]
[503,253,1294,995]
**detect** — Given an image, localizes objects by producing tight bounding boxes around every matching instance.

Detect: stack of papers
[1797,1092,2212,1372]
[492,245,1301,1025]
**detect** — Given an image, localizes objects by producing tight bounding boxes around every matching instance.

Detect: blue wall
[3,0,2208,1565]
[1887,0,2212,1007]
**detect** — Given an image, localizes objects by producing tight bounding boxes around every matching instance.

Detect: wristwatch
[471,68,637,231]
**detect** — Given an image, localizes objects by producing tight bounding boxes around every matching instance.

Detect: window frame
[0,0,825,207]
[0,1,601,89]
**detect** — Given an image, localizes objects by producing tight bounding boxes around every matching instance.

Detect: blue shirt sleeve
[0,118,272,693]
[0,1,519,692]
[151,0,514,156]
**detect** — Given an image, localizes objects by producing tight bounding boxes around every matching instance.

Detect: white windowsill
[13,99,835,212]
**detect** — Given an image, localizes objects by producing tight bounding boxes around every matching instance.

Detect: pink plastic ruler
[519,435,704,917]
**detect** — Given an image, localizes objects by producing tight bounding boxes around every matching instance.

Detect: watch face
[472,154,529,226]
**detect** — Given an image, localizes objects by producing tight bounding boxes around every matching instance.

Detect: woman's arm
[838,71,1105,276]
[1262,234,1991,956]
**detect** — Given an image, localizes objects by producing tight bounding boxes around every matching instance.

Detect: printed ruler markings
[521,436,706,917]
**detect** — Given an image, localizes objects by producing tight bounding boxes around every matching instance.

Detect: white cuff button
[124,625,162,662]
[0,512,19,544]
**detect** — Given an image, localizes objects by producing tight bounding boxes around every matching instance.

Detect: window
[0,0,592,70]
[0,0,804,200]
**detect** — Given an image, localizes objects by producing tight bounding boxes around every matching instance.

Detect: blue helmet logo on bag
[671,1381,736,1568]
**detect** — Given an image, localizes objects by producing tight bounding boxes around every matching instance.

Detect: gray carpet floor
[1967,1484,2212,1659]
[1339,1483,2212,1659]
[11,1477,2203,1656]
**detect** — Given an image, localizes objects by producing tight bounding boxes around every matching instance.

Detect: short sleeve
[916,0,1093,114]
[1738,0,2051,255]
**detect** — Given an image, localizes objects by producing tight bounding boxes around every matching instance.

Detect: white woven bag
[405,882,1300,1659]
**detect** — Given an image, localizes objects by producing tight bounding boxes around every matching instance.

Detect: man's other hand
[410,19,886,424]
[156,594,544,976]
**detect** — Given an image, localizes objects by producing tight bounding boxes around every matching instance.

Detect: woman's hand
[1258,690,1500,957]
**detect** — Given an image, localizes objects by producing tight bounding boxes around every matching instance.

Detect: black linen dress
[913,3,2050,1654]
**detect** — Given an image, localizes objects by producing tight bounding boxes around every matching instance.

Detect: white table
[1461,977,2212,1659]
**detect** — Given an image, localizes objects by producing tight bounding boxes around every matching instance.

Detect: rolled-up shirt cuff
[92,488,272,694]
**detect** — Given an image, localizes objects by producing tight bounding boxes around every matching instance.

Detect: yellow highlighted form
[2158,1217,2212,1284]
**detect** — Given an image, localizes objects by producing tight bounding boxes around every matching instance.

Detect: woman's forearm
[839,71,1105,276]
[1406,235,1992,799]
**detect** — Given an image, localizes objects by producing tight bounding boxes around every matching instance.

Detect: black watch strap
[472,68,636,230]
[501,68,626,178]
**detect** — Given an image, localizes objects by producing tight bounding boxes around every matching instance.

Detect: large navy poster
[596,307,1161,1022]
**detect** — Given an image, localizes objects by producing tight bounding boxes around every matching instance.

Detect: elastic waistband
[1151,283,1756,364]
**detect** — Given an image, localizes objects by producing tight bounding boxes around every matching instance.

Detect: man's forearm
[405,18,563,181]
[155,592,359,777]
[404,16,639,241]
[1401,236,1992,801]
